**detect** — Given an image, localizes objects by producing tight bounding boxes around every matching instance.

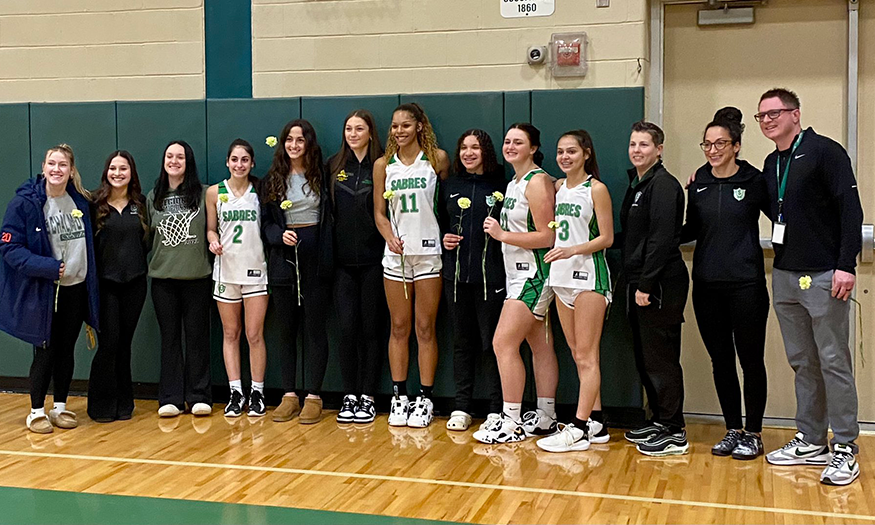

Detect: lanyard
[776,131,805,223]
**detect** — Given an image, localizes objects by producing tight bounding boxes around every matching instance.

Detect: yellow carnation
[457,197,472,210]
[280,200,293,210]
[383,190,395,200]
[492,191,504,202]
[799,275,812,290]
[70,209,83,219]
[265,136,278,148]
[219,194,229,203]
[336,170,348,182]
[548,221,560,230]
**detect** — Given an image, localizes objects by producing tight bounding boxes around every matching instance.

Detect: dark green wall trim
[204,0,252,99]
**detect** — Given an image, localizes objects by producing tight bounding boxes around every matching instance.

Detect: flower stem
[294,243,301,306]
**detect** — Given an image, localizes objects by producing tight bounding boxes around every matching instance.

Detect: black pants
[693,281,769,432]
[30,283,87,409]
[627,278,688,431]
[274,225,331,394]
[334,264,384,396]
[151,277,212,409]
[88,277,147,420]
[444,280,503,414]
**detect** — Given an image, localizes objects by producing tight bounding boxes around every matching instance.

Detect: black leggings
[152,277,212,409]
[88,277,147,420]
[30,283,87,409]
[334,264,385,396]
[692,281,769,432]
[274,225,331,395]
[444,280,503,413]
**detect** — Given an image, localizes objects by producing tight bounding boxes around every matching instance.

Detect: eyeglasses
[699,140,733,152]
[754,108,794,123]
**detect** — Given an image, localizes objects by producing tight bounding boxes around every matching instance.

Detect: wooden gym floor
[0,393,871,524]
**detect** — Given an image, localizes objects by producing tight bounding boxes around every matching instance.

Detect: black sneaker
[731,431,763,461]
[712,430,742,457]
[354,397,376,424]
[624,422,661,444]
[224,390,244,418]
[336,394,357,423]
[636,425,690,456]
[247,390,266,417]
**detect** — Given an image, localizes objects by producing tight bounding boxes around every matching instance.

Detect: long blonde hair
[45,144,91,200]
[383,103,441,170]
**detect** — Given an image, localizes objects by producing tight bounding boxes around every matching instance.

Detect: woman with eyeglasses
[682,107,770,460]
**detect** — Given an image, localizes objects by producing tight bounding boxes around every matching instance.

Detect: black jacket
[618,161,686,294]
[438,171,506,286]
[260,170,334,286]
[763,127,863,274]
[682,159,770,283]
[328,153,383,267]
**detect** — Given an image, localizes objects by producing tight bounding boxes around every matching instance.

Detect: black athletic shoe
[337,394,357,423]
[636,426,690,457]
[731,431,763,461]
[624,422,661,444]
[712,430,742,457]
[247,390,266,417]
[224,390,244,418]
[354,397,376,424]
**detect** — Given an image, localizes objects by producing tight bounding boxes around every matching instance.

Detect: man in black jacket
[757,88,863,486]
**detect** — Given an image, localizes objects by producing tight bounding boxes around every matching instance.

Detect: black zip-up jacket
[328,153,383,267]
[438,170,506,286]
[681,159,770,284]
[618,161,686,294]
[763,127,863,274]
[259,170,334,286]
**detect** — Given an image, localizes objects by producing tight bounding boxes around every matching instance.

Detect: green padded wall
[302,95,398,160]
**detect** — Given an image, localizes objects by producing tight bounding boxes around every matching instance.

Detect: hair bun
[714,106,743,124]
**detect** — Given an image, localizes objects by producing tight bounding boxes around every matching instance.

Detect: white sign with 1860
[500,0,555,18]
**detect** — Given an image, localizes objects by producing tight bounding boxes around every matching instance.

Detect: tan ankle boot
[272,395,301,422]
[299,397,323,424]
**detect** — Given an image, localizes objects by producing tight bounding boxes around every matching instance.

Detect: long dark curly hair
[261,119,324,203]
[92,150,148,238]
[452,129,500,177]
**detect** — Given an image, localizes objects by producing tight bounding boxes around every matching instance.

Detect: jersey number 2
[232,224,243,244]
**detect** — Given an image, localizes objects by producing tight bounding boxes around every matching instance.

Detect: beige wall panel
[663,0,850,421]
[0,75,203,103]
[0,0,201,16]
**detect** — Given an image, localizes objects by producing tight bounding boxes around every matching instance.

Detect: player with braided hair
[374,103,449,428]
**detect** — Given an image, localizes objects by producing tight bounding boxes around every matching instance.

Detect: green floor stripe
[0,486,457,525]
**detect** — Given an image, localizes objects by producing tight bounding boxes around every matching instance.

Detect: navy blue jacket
[0,177,100,347]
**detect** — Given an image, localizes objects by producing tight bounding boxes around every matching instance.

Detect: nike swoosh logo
[697,187,707,193]
[795,154,805,160]
[450,193,460,198]
[495,288,505,294]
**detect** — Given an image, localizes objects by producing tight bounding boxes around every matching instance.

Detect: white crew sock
[229,380,243,394]
[251,381,264,394]
[537,397,556,418]
[503,402,522,423]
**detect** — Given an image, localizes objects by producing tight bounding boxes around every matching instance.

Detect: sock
[503,402,522,423]
[590,410,604,424]
[251,381,264,394]
[31,407,45,418]
[419,384,434,399]
[572,416,589,432]
[229,380,243,394]
[393,381,408,398]
[361,395,374,402]
[537,397,555,418]
[52,402,66,413]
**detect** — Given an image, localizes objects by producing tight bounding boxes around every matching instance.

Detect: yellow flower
[219,194,229,203]
[457,197,471,210]
[280,200,293,210]
[70,209,83,219]
[799,275,812,290]
[548,221,560,230]
[492,191,504,202]
[336,170,348,182]
[265,136,278,148]
[383,190,395,200]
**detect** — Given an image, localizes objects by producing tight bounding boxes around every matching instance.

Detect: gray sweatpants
[772,269,859,452]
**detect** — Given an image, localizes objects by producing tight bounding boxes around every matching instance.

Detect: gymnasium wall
[0,1,205,103]
[251,0,647,96]
[0,87,646,411]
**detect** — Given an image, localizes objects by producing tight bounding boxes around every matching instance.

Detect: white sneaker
[388,395,410,427]
[537,423,590,452]
[191,403,212,416]
[478,412,501,431]
[521,409,558,437]
[407,396,434,428]
[820,444,860,486]
[337,394,357,424]
[765,432,831,466]
[473,413,526,444]
[158,404,181,418]
[587,419,610,444]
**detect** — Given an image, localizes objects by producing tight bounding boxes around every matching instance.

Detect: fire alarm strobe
[550,32,588,78]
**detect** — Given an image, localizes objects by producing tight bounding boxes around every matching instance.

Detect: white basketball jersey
[500,169,550,281]
[548,177,611,298]
[213,180,267,285]
[384,151,441,256]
